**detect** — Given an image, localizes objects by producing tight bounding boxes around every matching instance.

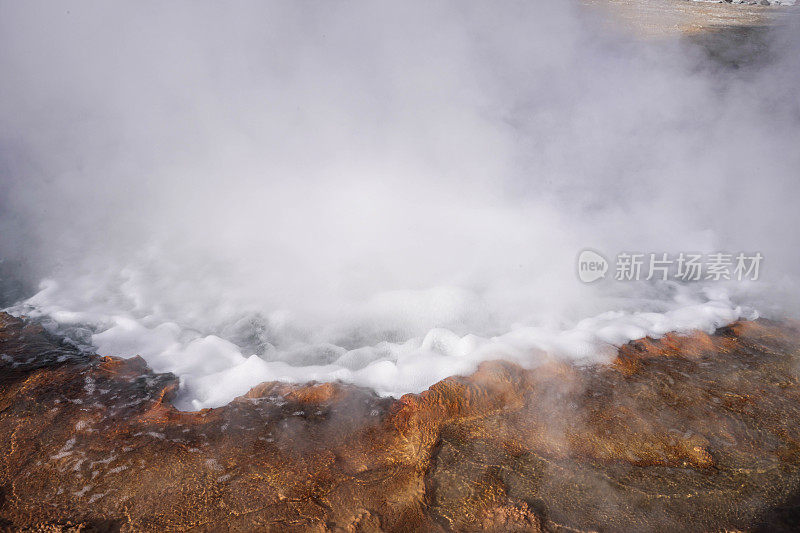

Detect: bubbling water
[1,1,799,409]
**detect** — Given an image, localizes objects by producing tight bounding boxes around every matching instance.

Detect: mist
[1,1,799,408]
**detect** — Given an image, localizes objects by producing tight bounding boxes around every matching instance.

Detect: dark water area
[0,259,35,309]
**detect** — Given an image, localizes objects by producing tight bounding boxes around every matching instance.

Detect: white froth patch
[9,279,752,410]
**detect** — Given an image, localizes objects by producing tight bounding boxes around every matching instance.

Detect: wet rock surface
[2,312,800,531]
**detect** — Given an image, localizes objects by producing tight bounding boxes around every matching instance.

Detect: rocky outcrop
[2,312,800,531]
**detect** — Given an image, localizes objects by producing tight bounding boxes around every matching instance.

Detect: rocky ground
[2,2,799,532]
[585,0,796,36]
[2,311,800,532]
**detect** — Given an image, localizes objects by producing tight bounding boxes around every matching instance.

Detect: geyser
[1,1,799,409]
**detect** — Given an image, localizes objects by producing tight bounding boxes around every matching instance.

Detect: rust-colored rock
[2,312,800,531]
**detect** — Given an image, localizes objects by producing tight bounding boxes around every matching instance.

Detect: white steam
[1,1,799,409]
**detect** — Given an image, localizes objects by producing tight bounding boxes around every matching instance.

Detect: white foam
[10,279,753,410]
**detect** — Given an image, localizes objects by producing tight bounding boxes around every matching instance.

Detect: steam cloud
[1,1,799,408]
